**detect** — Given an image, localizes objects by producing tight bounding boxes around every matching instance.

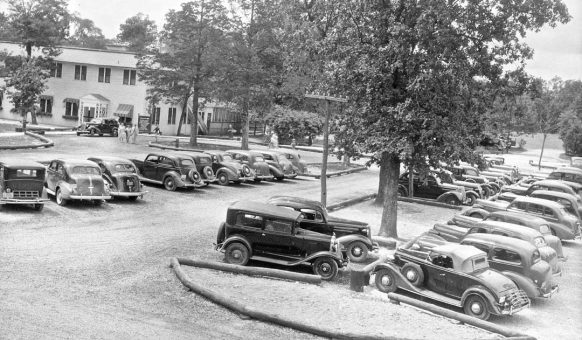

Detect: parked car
[450,210,566,260]
[0,159,48,211]
[215,201,350,280]
[204,150,255,186]
[275,149,308,175]
[226,150,273,182]
[434,169,486,205]
[45,159,111,206]
[447,165,498,195]
[465,196,581,240]
[130,152,204,191]
[372,238,530,320]
[499,179,581,203]
[529,190,582,221]
[258,150,297,180]
[76,118,119,137]
[460,234,558,299]
[571,157,582,170]
[398,171,466,206]
[548,167,582,185]
[266,195,377,262]
[87,156,147,201]
[182,152,218,185]
[430,220,562,275]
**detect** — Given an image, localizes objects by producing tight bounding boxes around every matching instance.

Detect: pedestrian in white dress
[118,123,125,142]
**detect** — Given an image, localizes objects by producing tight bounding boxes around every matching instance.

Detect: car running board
[398,286,462,307]
[251,256,308,267]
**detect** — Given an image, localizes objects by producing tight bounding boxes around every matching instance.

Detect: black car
[182,152,218,185]
[398,172,466,205]
[87,156,147,201]
[215,201,350,280]
[130,152,203,191]
[204,150,254,186]
[76,118,119,137]
[0,158,48,211]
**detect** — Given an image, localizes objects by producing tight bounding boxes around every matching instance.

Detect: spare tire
[242,164,252,177]
[203,166,214,179]
[189,169,202,183]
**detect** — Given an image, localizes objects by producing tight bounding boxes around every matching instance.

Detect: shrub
[264,105,323,145]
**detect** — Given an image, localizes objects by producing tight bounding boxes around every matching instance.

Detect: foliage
[5,58,49,117]
[287,0,570,237]
[558,82,582,155]
[264,105,323,144]
[68,16,107,49]
[117,13,158,52]
[137,1,231,146]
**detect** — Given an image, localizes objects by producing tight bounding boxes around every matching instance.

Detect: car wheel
[312,257,338,281]
[33,204,44,211]
[346,241,369,263]
[447,196,461,206]
[469,212,484,219]
[275,176,285,181]
[55,188,67,206]
[163,176,177,191]
[254,178,262,183]
[463,294,491,321]
[224,242,249,266]
[375,268,397,293]
[217,172,229,186]
[465,192,478,206]
[401,263,424,287]
[128,196,138,201]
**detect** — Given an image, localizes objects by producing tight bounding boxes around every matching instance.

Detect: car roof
[0,158,46,169]
[226,149,251,155]
[512,196,564,210]
[530,190,578,202]
[430,244,486,262]
[462,233,537,253]
[474,220,542,238]
[229,201,303,221]
[56,159,101,167]
[488,211,548,225]
[148,152,194,161]
[532,179,576,189]
[267,196,325,211]
[551,167,582,175]
[182,151,211,160]
[87,156,134,165]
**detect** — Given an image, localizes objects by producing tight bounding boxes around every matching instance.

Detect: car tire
[76,132,81,136]
[446,196,462,206]
[55,188,67,206]
[163,176,178,191]
[224,242,250,266]
[463,294,491,321]
[217,172,229,186]
[465,192,478,206]
[33,204,44,211]
[401,263,424,287]
[128,196,138,201]
[375,268,397,293]
[312,257,338,281]
[346,241,369,263]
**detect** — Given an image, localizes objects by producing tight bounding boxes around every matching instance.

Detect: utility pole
[305,93,347,207]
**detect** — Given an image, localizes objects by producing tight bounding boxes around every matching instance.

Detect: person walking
[125,124,130,142]
[130,124,138,144]
[118,123,125,143]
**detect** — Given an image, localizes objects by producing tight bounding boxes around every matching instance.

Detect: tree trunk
[538,133,547,171]
[190,89,199,147]
[378,152,400,238]
[375,151,389,204]
[241,108,250,150]
[177,97,188,137]
[30,108,38,125]
[408,166,414,198]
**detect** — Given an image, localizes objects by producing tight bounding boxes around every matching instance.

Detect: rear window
[113,163,136,173]
[197,157,212,165]
[473,257,489,271]
[72,166,100,175]
[492,248,521,264]
[254,156,265,162]
[264,219,292,233]
[236,213,263,228]
[14,169,40,178]
[180,158,194,166]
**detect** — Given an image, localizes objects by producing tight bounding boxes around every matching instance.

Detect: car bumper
[540,284,559,299]
[255,175,274,180]
[0,198,49,204]
[68,195,112,200]
[109,191,147,197]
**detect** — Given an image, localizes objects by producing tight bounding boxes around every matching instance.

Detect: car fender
[267,164,284,177]
[372,262,418,291]
[221,235,252,254]
[397,184,409,196]
[336,234,374,250]
[500,271,539,299]
[302,251,344,266]
[436,191,463,202]
[56,181,73,199]
[89,127,101,134]
[547,221,576,240]
[461,286,499,314]
[217,167,238,181]
[543,234,565,258]
[162,170,186,187]
[462,207,491,219]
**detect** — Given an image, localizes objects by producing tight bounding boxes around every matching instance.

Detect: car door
[425,255,454,295]
[297,208,331,235]
[143,155,160,180]
[157,157,175,180]
[46,161,59,191]
[257,218,297,256]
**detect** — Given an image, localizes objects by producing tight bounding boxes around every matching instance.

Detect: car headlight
[539,225,551,234]
[499,296,506,304]
[181,174,187,181]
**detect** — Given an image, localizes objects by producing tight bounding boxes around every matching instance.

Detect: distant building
[0,41,262,136]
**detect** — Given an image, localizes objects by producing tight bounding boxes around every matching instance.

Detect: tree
[68,16,107,49]
[138,1,230,146]
[290,1,570,238]
[264,104,323,144]
[5,58,49,121]
[117,13,158,52]
[558,81,582,155]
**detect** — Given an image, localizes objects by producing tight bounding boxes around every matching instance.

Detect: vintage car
[0,159,48,211]
[529,190,582,221]
[398,171,466,206]
[450,210,566,260]
[372,239,530,320]
[226,150,273,182]
[548,167,582,185]
[430,220,562,275]
[45,159,111,206]
[460,234,558,299]
[464,196,581,240]
[571,157,582,170]
[499,179,581,202]
[87,156,147,201]
[215,201,350,280]
[434,169,487,205]
[258,150,297,180]
[182,152,218,185]
[76,118,119,137]
[130,153,204,191]
[204,150,255,185]
[266,195,377,262]
[276,149,308,175]
[447,165,499,196]
[483,154,505,165]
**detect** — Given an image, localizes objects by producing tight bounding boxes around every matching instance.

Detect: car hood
[453,180,480,189]
[441,183,463,191]
[474,269,517,295]
[327,215,369,229]
[221,161,243,171]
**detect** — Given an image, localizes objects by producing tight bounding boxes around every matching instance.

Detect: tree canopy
[117,13,158,52]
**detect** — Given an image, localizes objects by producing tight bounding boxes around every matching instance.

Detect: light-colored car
[45,159,111,206]
[276,149,309,175]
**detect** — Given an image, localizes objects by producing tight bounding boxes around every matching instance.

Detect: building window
[153,107,161,124]
[50,62,62,78]
[74,65,87,80]
[167,107,177,125]
[123,69,136,85]
[39,97,52,114]
[98,67,111,83]
[65,102,79,117]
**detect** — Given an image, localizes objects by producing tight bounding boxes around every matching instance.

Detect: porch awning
[114,104,134,117]
[39,95,53,100]
[62,98,80,105]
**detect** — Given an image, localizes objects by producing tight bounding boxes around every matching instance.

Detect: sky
[7,0,582,81]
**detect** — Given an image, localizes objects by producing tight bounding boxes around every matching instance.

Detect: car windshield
[254,156,265,162]
[197,156,212,165]
[89,119,102,124]
[221,154,233,161]
[112,163,136,173]
[472,256,489,272]
[71,166,100,175]
[263,154,274,160]
[180,159,195,166]
[8,168,42,179]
